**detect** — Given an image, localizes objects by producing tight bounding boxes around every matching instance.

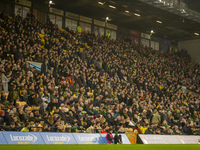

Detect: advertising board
[41,132,77,144]
[73,133,105,144]
[139,134,200,144]
[3,132,44,144]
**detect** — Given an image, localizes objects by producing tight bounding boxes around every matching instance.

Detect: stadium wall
[178,39,200,64]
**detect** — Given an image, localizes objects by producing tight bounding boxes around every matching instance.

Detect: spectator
[0,110,4,125]
[2,73,10,93]
[86,122,96,133]
[41,59,49,75]
[21,122,30,132]
[3,122,18,131]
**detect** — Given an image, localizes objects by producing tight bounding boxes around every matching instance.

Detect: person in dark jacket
[14,49,23,61]
[27,94,38,106]
[114,132,122,144]
[106,129,114,144]
[42,123,50,132]
[144,126,153,134]
[41,59,49,75]
[3,122,18,131]
[53,66,58,85]
[0,110,4,125]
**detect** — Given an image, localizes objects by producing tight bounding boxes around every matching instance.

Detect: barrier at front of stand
[117,133,131,144]
[1,132,199,145]
[100,133,131,144]
[0,131,132,145]
[40,132,77,144]
[138,134,200,144]
[72,133,105,144]
[3,131,45,144]
[0,132,7,144]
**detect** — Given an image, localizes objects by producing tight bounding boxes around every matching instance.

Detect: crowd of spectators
[0,11,199,135]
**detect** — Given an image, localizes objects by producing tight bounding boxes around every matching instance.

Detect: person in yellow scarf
[139,123,148,134]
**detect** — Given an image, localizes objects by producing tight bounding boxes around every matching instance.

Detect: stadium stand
[0,11,199,135]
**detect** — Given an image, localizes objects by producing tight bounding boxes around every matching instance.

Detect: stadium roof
[49,0,200,44]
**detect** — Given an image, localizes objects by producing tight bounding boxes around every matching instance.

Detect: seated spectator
[3,122,18,131]
[86,122,96,133]
[0,110,4,125]
[21,122,30,132]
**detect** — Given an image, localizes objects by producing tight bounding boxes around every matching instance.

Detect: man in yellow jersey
[21,122,30,132]
[77,25,81,34]
[106,31,110,38]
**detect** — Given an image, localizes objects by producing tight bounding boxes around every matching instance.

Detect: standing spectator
[77,25,81,34]
[14,49,23,62]
[41,59,49,75]
[0,73,2,92]
[2,73,10,93]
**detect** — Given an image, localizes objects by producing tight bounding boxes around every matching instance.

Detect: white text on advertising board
[10,134,37,143]
[78,136,99,142]
[46,135,70,142]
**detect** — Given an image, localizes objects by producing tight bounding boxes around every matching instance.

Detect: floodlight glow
[98,2,103,5]
[194,33,199,36]
[134,13,140,17]
[49,0,52,4]
[109,5,116,9]
[156,20,162,24]
[125,10,129,13]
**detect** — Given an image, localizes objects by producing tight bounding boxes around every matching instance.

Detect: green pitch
[0,144,199,150]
